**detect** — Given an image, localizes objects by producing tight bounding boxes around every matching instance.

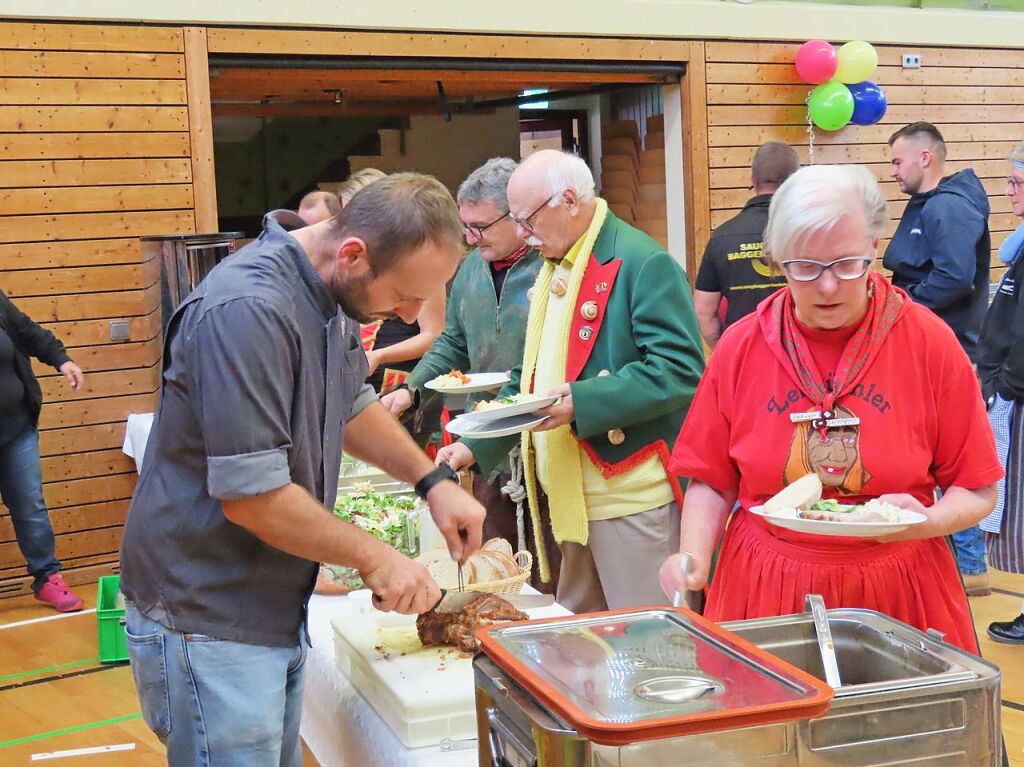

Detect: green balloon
[808,80,854,131]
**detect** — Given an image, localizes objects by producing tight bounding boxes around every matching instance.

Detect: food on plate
[763,472,822,515]
[416,592,528,652]
[417,538,521,588]
[472,393,527,412]
[427,370,472,389]
[796,498,908,523]
[763,473,914,524]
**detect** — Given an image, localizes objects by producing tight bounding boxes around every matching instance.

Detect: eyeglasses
[780,256,873,282]
[1008,177,1022,193]
[508,194,555,233]
[462,210,508,240]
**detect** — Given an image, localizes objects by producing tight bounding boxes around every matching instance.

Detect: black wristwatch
[414,463,459,499]
[397,382,420,408]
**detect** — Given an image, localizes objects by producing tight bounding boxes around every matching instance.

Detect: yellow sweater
[534,242,673,521]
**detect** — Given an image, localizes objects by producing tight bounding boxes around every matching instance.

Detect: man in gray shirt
[120,174,485,767]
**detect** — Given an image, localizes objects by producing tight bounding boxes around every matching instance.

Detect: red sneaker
[34,573,85,612]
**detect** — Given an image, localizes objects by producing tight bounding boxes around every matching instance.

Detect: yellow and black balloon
[795,40,888,132]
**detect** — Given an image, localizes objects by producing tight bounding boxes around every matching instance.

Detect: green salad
[320,483,419,590]
[809,499,856,513]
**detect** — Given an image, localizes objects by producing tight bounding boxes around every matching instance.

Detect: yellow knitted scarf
[520,198,607,582]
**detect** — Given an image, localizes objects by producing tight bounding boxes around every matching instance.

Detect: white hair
[543,151,596,205]
[763,164,888,265]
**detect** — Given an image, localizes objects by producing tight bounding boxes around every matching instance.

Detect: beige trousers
[555,501,680,614]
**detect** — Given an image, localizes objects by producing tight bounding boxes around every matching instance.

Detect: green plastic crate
[96,574,128,663]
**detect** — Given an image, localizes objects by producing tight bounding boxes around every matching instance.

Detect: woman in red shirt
[660,164,1002,652]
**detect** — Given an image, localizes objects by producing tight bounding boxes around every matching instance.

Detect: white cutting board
[332,609,478,748]
[332,592,571,748]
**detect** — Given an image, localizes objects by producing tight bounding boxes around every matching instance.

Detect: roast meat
[416,592,528,652]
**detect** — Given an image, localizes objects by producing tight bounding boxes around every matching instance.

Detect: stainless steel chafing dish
[474,606,1001,766]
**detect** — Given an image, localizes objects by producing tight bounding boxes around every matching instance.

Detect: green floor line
[0,712,142,750]
[0,657,99,683]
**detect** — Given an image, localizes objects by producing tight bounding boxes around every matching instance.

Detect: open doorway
[207,60,683,254]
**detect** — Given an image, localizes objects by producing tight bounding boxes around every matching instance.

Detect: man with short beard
[119,173,485,767]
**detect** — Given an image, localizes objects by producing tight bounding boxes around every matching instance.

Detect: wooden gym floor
[3,574,1024,765]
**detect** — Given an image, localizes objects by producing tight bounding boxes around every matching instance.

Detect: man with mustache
[437,150,703,612]
[119,173,485,766]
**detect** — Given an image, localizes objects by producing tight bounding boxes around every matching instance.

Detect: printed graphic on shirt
[728,242,785,290]
[783,404,871,494]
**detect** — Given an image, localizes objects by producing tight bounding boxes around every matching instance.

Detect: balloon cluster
[795,40,888,131]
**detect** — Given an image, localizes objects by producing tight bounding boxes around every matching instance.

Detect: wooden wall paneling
[0,50,185,78]
[0,78,187,106]
[33,338,163,376]
[37,423,128,458]
[38,392,158,431]
[38,364,161,401]
[0,22,182,52]
[701,40,1019,303]
[207,28,692,62]
[39,450,136,483]
[0,20,192,597]
[4,263,154,297]
[184,27,218,232]
[20,286,161,326]
[0,183,194,216]
[0,132,190,160]
[0,158,193,188]
[1,499,130,541]
[0,209,193,243]
[682,41,710,282]
[0,105,189,132]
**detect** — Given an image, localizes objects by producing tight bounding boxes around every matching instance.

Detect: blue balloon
[848,81,887,126]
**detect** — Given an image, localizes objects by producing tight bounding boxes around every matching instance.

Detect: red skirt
[706,510,979,654]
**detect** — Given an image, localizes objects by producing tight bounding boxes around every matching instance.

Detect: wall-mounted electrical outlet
[902,53,922,69]
[109,320,130,342]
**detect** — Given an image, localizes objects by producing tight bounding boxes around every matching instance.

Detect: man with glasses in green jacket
[381,158,552,580]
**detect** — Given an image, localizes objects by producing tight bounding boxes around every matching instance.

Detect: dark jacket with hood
[0,288,71,426]
[977,237,1024,403]
[883,168,991,361]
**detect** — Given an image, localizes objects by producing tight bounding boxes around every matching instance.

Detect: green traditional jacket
[407,248,542,409]
[463,213,705,495]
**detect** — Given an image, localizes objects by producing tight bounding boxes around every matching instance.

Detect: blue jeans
[125,604,307,767]
[952,524,987,575]
[0,425,60,588]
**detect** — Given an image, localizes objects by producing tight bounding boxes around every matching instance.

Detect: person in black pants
[0,289,85,611]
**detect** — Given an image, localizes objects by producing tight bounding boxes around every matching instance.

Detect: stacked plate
[445,393,560,438]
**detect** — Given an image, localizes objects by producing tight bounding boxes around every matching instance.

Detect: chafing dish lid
[477,607,833,745]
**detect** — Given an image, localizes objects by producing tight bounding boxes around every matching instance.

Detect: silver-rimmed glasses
[508,194,555,233]
[780,256,873,282]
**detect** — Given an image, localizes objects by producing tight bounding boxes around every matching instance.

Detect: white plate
[446,412,547,439]
[423,371,511,394]
[461,393,561,423]
[749,504,928,538]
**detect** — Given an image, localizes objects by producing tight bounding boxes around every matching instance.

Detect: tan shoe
[962,572,992,597]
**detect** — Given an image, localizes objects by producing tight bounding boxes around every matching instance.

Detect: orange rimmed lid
[476,606,833,746]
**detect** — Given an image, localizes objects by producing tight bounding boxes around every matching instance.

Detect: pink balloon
[795,40,838,85]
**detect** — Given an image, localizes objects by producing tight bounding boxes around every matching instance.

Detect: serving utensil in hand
[805,593,842,689]
[673,551,694,609]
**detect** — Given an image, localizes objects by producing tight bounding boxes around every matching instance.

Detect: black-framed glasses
[508,194,555,233]
[1008,177,1022,193]
[780,256,873,282]
[462,210,509,240]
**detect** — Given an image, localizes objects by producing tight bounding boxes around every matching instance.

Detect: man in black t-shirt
[694,141,799,347]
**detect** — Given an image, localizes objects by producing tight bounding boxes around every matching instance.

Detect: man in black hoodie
[885,121,992,597]
[885,122,991,360]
